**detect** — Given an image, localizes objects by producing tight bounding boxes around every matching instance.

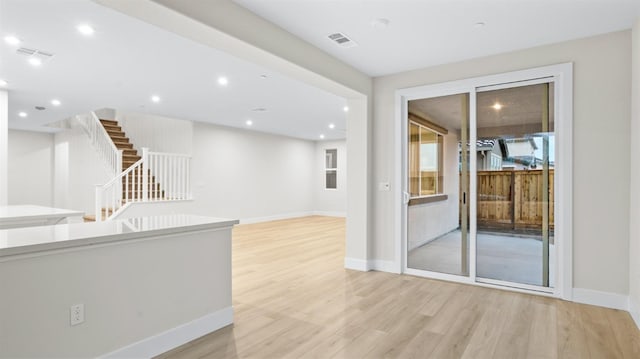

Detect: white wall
[190,121,315,222]
[0,91,7,206]
[629,19,640,326]
[53,128,112,214]
[7,130,54,206]
[314,140,346,216]
[374,30,631,295]
[117,112,193,154]
[407,131,459,250]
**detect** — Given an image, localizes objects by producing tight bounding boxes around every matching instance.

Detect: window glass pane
[326,170,337,189]
[325,149,337,169]
[420,127,437,195]
[409,123,420,196]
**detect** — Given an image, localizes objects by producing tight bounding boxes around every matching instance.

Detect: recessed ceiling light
[492,103,503,110]
[218,76,228,86]
[0,79,7,87]
[245,120,253,126]
[18,111,27,118]
[319,134,325,139]
[51,99,61,106]
[4,35,20,46]
[371,18,390,29]
[343,106,349,112]
[28,57,42,67]
[329,123,335,129]
[77,24,95,36]
[474,22,486,29]
[151,95,160,103]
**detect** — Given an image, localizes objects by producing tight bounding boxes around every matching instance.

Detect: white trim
[312,211,346,217]
[239,211,314,224]
[555,65,574,300]
[470,89,477,280]
[100,306,233,358]
[344,257,369,271]
[404,267,559,298]
[572,288,629,311]
[629,298,640,330]
[394,63,573,300]
[477,277,554,294]
[394,92,405,274]
[476,76,554,92]
[369,259,397,273]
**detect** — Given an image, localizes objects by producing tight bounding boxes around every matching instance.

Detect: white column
[628,18,640,328]
[345,97,370,271]
[0,90,7,206]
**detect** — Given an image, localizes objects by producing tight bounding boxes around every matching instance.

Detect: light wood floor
[158,216,640,358]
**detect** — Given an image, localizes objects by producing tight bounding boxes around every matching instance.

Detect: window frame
[408,118,446,201]
[324,148,338,190]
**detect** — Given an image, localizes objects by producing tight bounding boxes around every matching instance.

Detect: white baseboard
[100,306,233,358]
[240,212,313,224]
[312,211,346,218]
[369,259,398,273]
[629,298,640,330]
[344,257,369,271]
[572,288,629,310]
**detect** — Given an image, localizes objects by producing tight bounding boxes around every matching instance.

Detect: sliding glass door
[475,80,554,290]
[406,92,470,277]
[404,77,558,293]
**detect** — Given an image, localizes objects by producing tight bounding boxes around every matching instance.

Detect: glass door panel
[475,82,554,288]
[406,93,470,276]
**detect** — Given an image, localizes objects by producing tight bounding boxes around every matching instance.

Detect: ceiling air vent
[327,32,357,48]
[16,47,54,62]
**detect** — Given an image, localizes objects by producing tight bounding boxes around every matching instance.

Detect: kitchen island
[0,204,84,229]
[0,214,238,358]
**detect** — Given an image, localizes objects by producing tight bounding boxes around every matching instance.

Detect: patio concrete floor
[407,230,556,287]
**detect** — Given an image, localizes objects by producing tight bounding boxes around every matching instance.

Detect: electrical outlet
[70,304,84,326]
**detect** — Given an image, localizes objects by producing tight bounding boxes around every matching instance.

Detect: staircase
[99,119,140,169]
[99,119,164,201]
[75,111,192,222]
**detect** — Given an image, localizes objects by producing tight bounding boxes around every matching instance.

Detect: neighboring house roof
[458,139,498,151]
[477,139,497,151]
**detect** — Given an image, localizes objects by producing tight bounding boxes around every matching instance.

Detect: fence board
[462,169,554,230]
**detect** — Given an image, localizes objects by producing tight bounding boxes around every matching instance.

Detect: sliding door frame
[394,63,573,300]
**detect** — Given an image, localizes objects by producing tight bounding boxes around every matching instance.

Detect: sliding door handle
[403,191,410,204]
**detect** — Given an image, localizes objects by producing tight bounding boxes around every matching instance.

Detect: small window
[409,122,443,197]
[325,149,337,189]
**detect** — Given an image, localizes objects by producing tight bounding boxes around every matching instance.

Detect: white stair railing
[94,148,192,222]
[146,149,192,201]
[75,111,122,177]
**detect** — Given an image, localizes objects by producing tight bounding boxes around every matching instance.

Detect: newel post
[142,147,149,201]
[95,185,102,222]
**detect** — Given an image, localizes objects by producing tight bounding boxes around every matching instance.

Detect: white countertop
[0,205,84,223]
[0,214,239,258]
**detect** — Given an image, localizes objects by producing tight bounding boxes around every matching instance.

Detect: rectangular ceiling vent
[16,47,54,61]
[327,32,358,48]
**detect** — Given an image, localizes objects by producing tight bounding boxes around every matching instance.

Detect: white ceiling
[234,0,640,76]
[0,0,347,140]
[409,83,555,131]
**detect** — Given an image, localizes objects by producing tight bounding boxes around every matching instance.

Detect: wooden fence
[462,169,554,230]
